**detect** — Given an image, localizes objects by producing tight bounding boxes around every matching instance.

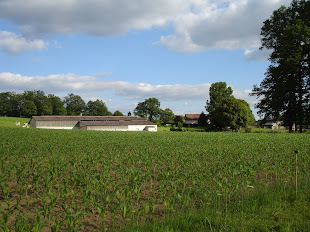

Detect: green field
[0,117,309,231]
[0,117,30,128]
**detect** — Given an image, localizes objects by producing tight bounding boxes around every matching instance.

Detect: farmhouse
[29,116,157,131]
[184,114,208,125]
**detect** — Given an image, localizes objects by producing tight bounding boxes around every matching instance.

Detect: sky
[0,0,291,117]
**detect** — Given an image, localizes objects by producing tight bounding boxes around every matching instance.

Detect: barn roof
[31,116,156,125]
[31,116,143,121]
[185,114,208,120]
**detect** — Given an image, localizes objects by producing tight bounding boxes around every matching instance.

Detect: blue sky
[0,0,291,117]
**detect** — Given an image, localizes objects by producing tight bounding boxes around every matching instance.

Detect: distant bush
[177,122,183,130]
[170,128,182,132]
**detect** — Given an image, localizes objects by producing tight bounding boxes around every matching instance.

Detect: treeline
[0,91,123,118]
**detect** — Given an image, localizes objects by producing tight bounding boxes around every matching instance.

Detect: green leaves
[0,127,309,231]
[253,0,310,132]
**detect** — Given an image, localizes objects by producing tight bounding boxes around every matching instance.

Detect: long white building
[29,116,157,131]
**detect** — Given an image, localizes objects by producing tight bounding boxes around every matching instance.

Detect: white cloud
[0,0,190,37]
[244,48,270,61]
[0,72,211,101]
[0,72,258,115]
[0,0,290,55]
[0,31,46,54]
[156,0,291,52]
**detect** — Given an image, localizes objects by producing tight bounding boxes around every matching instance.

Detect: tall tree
[206,82,233,113]
[252,0,310,133]
[113,110,123,116]
[134,98,161,121]
[86,99,111,116]
[21,100,37,118]
[21,90,52,116]
[48,94,66,115]
[0,92,13,116]
[198,111,207,126]
[206,82,255,131]
[206,82,234,130]
[160,108,175,123]
[64,93,86,116]
[10,93,22,117]
[34,90,52,115]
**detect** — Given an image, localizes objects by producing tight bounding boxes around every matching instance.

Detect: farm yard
[0,119,310,231]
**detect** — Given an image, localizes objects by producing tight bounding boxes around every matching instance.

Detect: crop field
[0,123,310,231]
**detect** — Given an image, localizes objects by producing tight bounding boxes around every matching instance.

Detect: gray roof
[32,116,143,121]
[31,116,156,125]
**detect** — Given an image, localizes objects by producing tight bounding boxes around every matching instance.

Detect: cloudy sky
[0,0,291,117]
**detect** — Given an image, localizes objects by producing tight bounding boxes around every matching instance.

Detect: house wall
[82,125,157,131]
[29,119,36,128]
[145,126,157,132]
[128,125,156,131]
[34,120,79,129]
[83,125,129,131]
[184,119,198,125]
[30,118,157,131]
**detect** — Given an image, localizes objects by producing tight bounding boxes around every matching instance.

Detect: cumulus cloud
[0,31,46,54]
[0,0,189,37]
[0,72,255,103]
[244,48,271,61]
[0,72,210,101]
[156,0,291,52]
[0,72,259,116]
[0,0,290,54]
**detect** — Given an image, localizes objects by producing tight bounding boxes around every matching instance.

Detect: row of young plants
[0,127,309,231]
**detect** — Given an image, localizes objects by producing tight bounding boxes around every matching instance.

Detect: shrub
[177,122,183,130]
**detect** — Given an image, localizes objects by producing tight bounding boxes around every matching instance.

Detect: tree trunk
[289,124,293,133]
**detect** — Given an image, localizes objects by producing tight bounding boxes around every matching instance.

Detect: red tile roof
[185,114,208,120]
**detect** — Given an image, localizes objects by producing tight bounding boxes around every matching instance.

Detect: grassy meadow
[0,117,309,231]
[0,117,30,128]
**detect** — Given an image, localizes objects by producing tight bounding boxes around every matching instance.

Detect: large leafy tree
[206,82,233,130]
[64,93,86,116]
[0,92,13,116]
[113,110,123,116]
[206,82,255,131]
[10,93,22,117]
[160,108,175,123]
[48,94,66,115]
[86,99,111,116]
[198,111,207,126]
[206,82,233,113]
[134,98,161,121]
[252,0,310,133]
[21,100,37,118]
[22,90,52,116]
[34,90,52,115]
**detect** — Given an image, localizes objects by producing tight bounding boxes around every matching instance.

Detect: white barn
[29,116,157,131]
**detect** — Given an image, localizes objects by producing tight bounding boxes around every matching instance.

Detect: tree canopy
[0,91,112,118]
[86,99,112,116]
[134,98,162,121]
[206,82,255,131]
[252,0,310,132]
[64,93,86,116]
[160,108,175,123]
[113,110,124,116]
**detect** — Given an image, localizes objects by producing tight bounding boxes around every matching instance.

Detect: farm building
[261,120,284,130]
[184,114,208,125]
[29,116,157,131]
